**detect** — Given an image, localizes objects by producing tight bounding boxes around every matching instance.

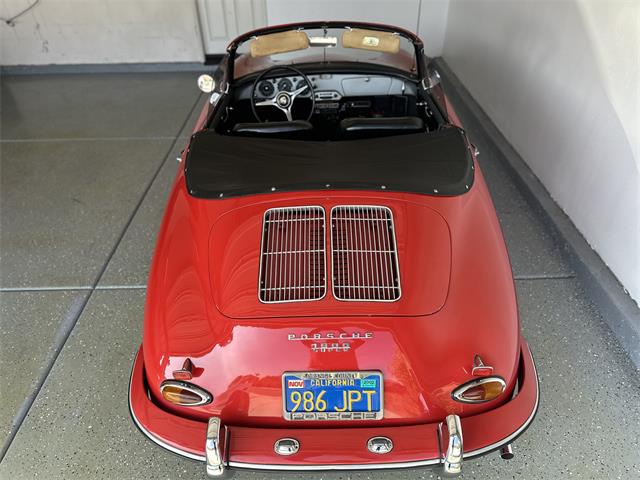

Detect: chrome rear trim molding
[131,410,206,462]
[228,458,442,471]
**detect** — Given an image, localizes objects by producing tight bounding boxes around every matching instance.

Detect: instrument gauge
[258,80,275,97]
[277,78,293,92]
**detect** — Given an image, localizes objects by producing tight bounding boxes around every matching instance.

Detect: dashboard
[239,73,417,103]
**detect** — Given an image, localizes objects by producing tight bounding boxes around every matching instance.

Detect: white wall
[443,0,640,303]
[0,0,449,65]
[0,0,204,65]
[418,0,449,57]
[266,0,450,57]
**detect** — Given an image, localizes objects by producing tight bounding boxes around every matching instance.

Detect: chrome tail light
[451,377,506,403]
[160,380,212,406]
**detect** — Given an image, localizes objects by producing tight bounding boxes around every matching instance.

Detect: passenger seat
[339,116,424,138]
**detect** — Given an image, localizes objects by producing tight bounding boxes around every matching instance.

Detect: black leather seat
[340,116,424,138]
[232,120,313,139]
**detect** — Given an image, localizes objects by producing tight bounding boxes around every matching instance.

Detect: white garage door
[197,0,421,55]
[197,0,268,54]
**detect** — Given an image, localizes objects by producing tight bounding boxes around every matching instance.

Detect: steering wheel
[251,66,315,122]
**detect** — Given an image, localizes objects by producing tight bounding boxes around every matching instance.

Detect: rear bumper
[129,341,538,472]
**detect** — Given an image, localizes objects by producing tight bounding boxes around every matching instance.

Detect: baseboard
[1,62,211,75]
[433,57,640,370]
[204,54,225,66]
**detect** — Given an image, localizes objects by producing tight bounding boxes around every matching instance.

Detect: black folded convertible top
[185,128,474,198]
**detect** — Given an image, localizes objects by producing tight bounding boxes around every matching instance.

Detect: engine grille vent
[259,206,326,303]
[331,206,401,301]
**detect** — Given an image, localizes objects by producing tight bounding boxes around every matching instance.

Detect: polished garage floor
[1,72,639,480]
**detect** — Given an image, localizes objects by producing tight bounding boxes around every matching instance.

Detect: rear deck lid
[209,197,451,319]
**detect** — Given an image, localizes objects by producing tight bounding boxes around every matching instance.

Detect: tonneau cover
[185,127,474,198]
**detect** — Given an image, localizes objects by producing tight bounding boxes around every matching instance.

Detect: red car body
[129,21,538,477]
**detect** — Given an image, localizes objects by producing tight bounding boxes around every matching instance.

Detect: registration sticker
[360,378,377,388]
[282,371,383,421]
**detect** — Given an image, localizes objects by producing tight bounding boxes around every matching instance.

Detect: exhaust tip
[500,444,514,460]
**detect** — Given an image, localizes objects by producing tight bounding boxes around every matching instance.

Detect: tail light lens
[452,377,506,403]
[160,380,212,406]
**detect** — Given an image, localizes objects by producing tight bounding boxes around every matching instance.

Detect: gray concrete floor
[1,72,639,480]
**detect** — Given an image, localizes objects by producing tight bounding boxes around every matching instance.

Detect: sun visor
[250,30,309,57]
[342,28,400,54]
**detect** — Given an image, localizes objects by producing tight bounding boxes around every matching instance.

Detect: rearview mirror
[308,36,337,47]
[197,74,216,93]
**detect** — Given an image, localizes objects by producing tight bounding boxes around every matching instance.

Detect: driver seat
[232,120,313,139]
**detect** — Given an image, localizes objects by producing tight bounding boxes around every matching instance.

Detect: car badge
[288,331,374,353]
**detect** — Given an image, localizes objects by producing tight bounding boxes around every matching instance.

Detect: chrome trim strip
[129,347,539,470]
[128,351,207,462]
[228,458,442,471]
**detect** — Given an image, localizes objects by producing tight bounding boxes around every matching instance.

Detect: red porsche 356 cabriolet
[129,22,538,477]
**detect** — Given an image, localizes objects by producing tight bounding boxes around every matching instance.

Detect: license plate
[282,371,383,421]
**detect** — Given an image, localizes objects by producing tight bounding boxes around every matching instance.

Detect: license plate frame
[282,371,384,421]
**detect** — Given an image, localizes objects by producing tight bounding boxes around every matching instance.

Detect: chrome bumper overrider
[443,414,463,475]
[206,418,225,477]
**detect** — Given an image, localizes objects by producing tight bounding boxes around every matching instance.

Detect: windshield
[232,27,419,79]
